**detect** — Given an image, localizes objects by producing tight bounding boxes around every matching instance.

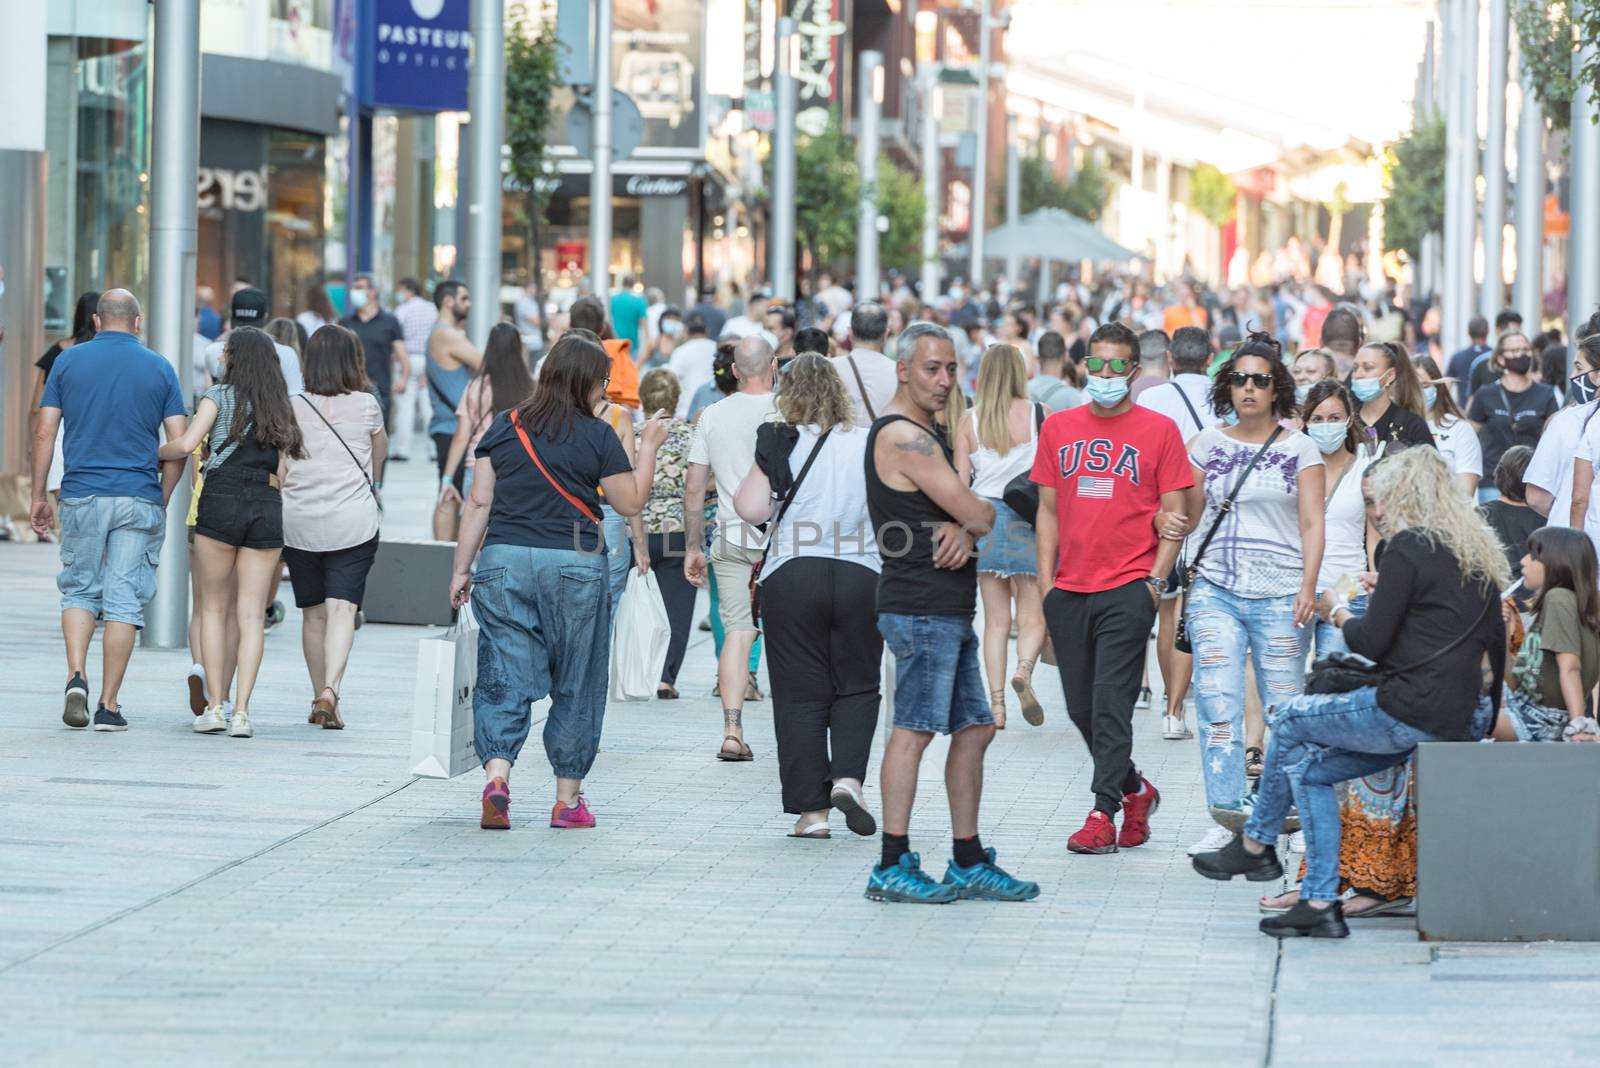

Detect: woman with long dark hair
[1350,340,1433,450]
[1299,380,1379,660]
[449,332,669,831]
[297,282,337,336]
[29,291,100,505]
[1414,353,1482,496]
[439,322,536,508]
[159,327,306,739]
[282,325,388,730]
[1494,526,1600,742]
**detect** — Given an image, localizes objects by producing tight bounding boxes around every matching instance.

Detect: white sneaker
[227,707,253,738]
[1135,686,1152,710]
[1162,714,1187,740]
[1287,831,1306,853]
[194,705,227,733]
[1186,825,1234,856]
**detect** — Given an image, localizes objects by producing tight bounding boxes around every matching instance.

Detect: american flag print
[1076,475,1115,499]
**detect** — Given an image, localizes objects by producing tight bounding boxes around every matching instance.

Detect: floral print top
[640,418,715,534]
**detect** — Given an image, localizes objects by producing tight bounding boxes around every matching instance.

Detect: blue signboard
[359,0,471,112]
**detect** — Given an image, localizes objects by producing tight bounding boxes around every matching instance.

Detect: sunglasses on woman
[1084,356,1133,374]
[1225,371,1274,389]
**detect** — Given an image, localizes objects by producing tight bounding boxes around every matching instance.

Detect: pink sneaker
[550,795,596,829]
[481,778,510,830]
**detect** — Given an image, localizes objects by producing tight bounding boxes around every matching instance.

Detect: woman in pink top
[439,323,536,509]
[281,325,387,730]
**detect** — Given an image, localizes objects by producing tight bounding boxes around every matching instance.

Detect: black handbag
[1304,597,1494,694]
[1002,403,1048,525]
[1174,426,1284,654]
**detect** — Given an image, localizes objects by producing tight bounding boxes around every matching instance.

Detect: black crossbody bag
[749,428,832,625]
[1174,426,1283,654]
[1305,596,1493,694]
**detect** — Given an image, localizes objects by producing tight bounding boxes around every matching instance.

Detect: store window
[74,37,150,303]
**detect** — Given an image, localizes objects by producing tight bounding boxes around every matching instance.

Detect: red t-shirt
[1029,405,1195,593]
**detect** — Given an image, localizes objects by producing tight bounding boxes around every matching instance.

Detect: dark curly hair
[1209,330,1295,421]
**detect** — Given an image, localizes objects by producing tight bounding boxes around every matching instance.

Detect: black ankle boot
[1259,900,1350,939]
[1191,834,1284,882]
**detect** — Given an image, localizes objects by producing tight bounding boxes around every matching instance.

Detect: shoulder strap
[298,394,377,500]
[1170,380,1203,433]
[1381,591,1496,675]
[771,428,833,532]
[1033,401,1044,437]
[510,409,600,525]
[1186,425,1284,580]
[846,354,877,421]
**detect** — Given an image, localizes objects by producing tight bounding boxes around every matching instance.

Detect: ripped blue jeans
[1184,578,1306,811]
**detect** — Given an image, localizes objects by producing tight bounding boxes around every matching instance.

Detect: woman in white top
[955,344,1048,729]
[735,355,882,840]
[1413,353,1482,496]
[1299,379,1379,659]
[281,325,388,730]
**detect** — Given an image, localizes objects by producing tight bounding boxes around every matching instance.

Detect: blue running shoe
[865,852,960,904]
[941,847,1040,901]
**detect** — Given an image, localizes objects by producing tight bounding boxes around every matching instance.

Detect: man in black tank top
[862,322,1040,904]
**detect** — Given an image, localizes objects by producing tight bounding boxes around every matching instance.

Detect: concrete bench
[1416,741,1600,941]
[361,538,456,626]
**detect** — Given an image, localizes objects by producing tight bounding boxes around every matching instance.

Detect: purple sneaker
[550,795,595,829]
[481,778,510,830]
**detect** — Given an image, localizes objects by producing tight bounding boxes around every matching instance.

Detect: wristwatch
[1144,574,1168,595]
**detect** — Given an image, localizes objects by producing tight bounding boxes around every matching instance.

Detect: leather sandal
[308,697,327,726]
[1011,657,1044,726]
[316,688,344,731]
[716,735,753,761]
[989,688,1008,731]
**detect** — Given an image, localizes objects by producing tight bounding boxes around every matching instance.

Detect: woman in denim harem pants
[450,332,670,831]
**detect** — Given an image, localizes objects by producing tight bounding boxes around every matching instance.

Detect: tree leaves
[1381,119,1446,261]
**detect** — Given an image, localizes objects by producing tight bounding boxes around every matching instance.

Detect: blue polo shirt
[40,330,187,504]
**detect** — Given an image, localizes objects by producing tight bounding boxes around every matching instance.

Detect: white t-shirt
[667,337,719,419]
[1527,403,1595,528]
[1137,373,1219,439]
[204,333,305,396]
[1569,408,1600,546]
[688,390,778,551]
[1430,414,1484,484]
[830,349,898,428]
[1188,426,1324,598]
[759,424,880,581]
[720,314,761,340]
[1315,447,1374,592]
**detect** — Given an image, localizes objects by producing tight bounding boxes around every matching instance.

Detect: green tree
[1019,153,1110,222]
[1511,0,1600,129]
[872,157,926,276]
[1189,162,1236,227]
[504,2,562,338]
[1381,118,1446,262]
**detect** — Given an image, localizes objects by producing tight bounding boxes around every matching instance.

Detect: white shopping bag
[409,607,481,778]
[610,569,671,701]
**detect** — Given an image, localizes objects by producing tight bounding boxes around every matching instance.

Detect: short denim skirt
[975,497,1036,578]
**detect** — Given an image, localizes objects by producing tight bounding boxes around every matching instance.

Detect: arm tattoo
[893,432,940,457]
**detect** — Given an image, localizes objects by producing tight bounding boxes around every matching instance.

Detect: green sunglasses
[1084,356,1134,374]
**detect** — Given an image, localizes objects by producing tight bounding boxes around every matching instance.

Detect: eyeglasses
[1084,356,1133,374]
[1225,371,1274,389]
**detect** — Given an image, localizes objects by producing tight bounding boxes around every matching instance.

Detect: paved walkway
[2,458,1595,1064]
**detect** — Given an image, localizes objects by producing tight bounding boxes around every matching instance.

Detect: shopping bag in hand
[409,607,481,778]
[610,569,671,701]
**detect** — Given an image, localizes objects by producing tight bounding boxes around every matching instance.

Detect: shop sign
[198,166,269,212]
[506,171,691,199]
[791,0,845,135]
[362,0,470,112]
[613,0,704,153]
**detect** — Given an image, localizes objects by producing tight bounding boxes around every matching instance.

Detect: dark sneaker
[1117,776,1160,849]
[63,674,90,729]
[1192,833,1284,882]
[92,705,128,732]
[941,847,1040,901]
[265,601,286,629]
[1259,900,1349,939]
[865,852,959,904]
[1067,810,1118,854]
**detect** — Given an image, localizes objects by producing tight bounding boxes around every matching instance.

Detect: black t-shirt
[341,311,405,395]
[37,341,64,379]
[1479,499,1545,582]
[475,410,631,553]
[1467,381,1558,474]
[1364,403,1434,450]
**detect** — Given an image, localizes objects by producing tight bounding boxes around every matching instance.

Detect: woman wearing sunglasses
[1466,331,1559,504]
[1349,340,1434,452]
[1183,332,1325,850]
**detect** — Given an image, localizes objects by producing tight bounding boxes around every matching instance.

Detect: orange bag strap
[509,410,601,526]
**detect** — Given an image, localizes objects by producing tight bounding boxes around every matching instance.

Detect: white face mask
[662,319,683,337]
[348,289,369,311]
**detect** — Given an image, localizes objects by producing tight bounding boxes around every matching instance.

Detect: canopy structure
[955,207,1141,264]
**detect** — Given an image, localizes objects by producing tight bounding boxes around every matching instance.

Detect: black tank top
[864,414,977,617]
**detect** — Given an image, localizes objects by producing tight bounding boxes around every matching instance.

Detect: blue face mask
[1222,409,1241,426]
[1294,383,1312,403]
[1350,375,1385,403]
[1084,374,1131,408]
[1306,423,1348,454]
[1422,386,1437,410]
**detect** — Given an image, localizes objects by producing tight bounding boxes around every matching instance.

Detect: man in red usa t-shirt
[1030,320,1201,856]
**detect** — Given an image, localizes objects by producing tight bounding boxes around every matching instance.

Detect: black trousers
[648,532,696,685]
[1044,580,1154,814]
[761,557,884,814]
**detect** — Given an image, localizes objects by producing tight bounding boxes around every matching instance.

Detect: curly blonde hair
[1367,446,1510,591]
[776,352,855,429]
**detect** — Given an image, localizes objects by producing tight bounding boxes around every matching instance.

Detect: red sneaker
[550,795,596,829]
[1067,809,1118,854]
[480,777,510,830]
[1117,776,1161,849]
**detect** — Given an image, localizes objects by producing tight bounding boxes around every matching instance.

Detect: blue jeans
[1243,687,1443,901]
[1310,593,1368,660]
[470,544,611,778]
[1185,578,1305,810]
[57,495,166,627]
[877,612,993,735]
[599,504,630,616]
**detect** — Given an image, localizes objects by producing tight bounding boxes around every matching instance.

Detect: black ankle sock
[952,834,986,868]
[1121,767,1145,796]
[881,832,910,869]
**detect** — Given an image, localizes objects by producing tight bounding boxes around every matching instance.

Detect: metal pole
[1417,19,1438,301]
[855,52,882,304]
[967,0,991,292]
[772,17,797,302]
[920,67,942,307]
[1004,113,1020,290]
[1443,0,1478,356]
[143,0,201,649]
[588,0,613,302]
[1513,55,1544,335]
[1570,0,1600,351]
[1480,0,1508,318]
[465,0,505,345]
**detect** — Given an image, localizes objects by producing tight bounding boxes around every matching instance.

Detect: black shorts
[282,535,380,608]
[434,431,466,493]
[193,473,283,550]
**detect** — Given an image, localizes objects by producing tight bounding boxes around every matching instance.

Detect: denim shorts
[193,468,283,550]
[1500,686,1569,742]
[975,497,1036,578]
[878,612,993,735]
[57,495,166,628]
